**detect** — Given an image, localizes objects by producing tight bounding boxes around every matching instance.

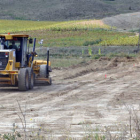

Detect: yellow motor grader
[0,33,52,91]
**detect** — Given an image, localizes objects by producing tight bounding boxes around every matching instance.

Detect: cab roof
[0,34,29,40]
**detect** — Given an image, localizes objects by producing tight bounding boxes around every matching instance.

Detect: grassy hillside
[0,19,137,47]
[0,0,140,21]
[0,19,110,33]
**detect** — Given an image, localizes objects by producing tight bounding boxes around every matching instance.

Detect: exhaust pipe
[32,38,36,61]
[46,48,49,78]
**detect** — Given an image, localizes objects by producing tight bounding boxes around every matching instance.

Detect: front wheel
[40,65,47,78]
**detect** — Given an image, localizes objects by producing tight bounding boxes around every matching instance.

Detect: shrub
[83,39,102,46]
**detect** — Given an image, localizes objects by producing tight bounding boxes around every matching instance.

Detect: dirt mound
[106,57,135,68]
[61,57,135,80]
[106,58,118,67]
[103,12,140,31]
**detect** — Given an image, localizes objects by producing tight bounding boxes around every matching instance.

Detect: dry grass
[76,20,106,26]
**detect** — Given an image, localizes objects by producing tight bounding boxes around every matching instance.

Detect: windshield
[4,40,21,50]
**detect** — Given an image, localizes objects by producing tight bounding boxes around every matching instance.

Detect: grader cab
[0,33,52,91]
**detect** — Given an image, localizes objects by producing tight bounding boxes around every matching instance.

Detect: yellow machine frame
[0,34,51,87]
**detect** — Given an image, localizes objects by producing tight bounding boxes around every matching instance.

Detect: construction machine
[0,33,52,91]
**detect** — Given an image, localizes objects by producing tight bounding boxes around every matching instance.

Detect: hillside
[0,0,140,21]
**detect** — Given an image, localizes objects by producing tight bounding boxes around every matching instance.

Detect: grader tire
[18,68,29,91]
[40,65,47,78]
[27,68,34,89]
[48,77,52,85]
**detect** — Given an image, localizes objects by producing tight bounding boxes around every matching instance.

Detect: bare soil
[0,57,140,139]
[103,12,140,31]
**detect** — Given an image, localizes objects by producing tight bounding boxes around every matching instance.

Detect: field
[0,20,110,33]
[1,15,140,139]
[0,19,139,47]
[23,29,138,47]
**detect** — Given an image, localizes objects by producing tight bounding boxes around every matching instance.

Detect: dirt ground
[0,57,140,139]
[103,12,140,31]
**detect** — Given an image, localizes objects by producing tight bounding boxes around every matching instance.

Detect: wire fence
[35,46,139,58]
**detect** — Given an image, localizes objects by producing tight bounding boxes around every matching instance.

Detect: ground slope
[103,12,140,31]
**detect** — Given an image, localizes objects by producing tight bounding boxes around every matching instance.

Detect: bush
[83,39,102,46]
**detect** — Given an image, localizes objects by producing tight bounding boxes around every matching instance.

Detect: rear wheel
[48,77,52,85]
[28,68,34,89]
[18,68,29,91]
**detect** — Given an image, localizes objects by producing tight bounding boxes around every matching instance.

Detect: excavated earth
[0,57,140,139]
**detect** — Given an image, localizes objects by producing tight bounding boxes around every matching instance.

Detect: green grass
[22,29,135,47]
[0,20,58,33]
[0,19,109,33]
[36,56,90,68]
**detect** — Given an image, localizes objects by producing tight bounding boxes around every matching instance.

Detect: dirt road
[0,57,140,139]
